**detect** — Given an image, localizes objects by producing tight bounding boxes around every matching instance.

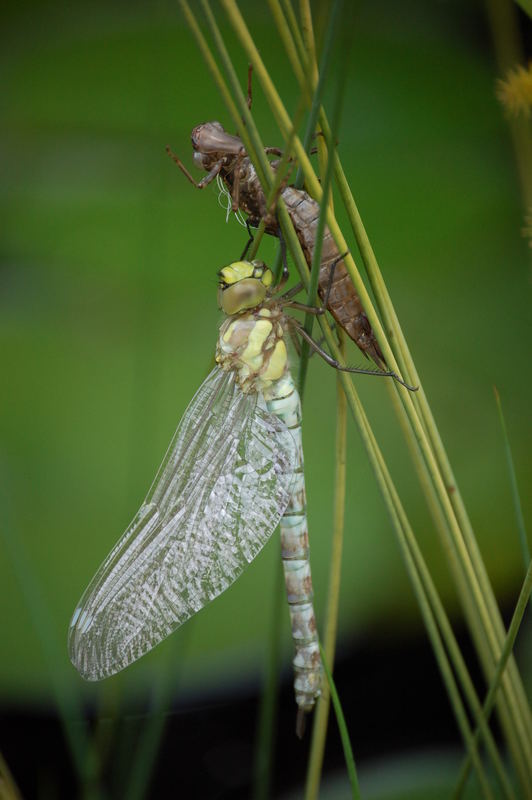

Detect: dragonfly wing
[69,367,296,681]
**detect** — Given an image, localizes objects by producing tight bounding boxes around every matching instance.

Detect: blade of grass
[385,388,516,799]
[280,0,307,70]
[329,131,532,785]
[338,382,497,800]
[292,0,346,188]
[454,558,532,798]
[298,0,348,398]
[453,387,532,795]
[267,0,310,103]
[318,643,361,800]
[267,0,323,190]
[304,331,347,800]
[252,556,285,800]
[493,386,530,570]
[298,0,319,88]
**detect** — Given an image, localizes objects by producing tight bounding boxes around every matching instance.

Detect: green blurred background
[1,0,531,796]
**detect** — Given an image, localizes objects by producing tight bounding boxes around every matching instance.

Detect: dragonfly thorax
[216,304,288,394]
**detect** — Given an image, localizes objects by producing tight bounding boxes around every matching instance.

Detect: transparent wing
[68,367,296,681]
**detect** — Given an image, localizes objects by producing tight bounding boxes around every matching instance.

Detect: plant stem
[454,558,532,798]
[253,557,285,800]
[298,0,348,398]
[319,643,361,800]
[493,386,530,571]
[305,331,347,800]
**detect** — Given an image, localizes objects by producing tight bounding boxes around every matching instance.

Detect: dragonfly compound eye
[250,261,273,288]
[218,278,267,315]
[218,261,271,314]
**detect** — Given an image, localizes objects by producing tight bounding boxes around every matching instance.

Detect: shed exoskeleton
[167,120,388,368]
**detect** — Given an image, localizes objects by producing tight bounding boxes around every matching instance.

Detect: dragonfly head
[192,121,244,170]
[218,260,273,315]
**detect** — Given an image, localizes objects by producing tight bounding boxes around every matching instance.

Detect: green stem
[298,0,348,398]
[267,0,310,103]
[319,643,361,800]
[252,557,285,800]
[305,332,347,800]
[493,386,530,570]
[454,558,532,798]
[280,0,308,69]
[330,147,532,786]
[386,388,516,799]
[337,374,495,797]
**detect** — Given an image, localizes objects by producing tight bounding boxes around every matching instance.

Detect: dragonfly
[68,259,407,734]
[167,120,387,369]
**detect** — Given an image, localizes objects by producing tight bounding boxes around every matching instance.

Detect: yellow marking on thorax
[262,339,287,381]
[222,320,237,344]
[241,319,272,362]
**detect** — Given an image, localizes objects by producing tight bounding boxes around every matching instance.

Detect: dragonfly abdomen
[281,185,385,367]
[266,375,322,716]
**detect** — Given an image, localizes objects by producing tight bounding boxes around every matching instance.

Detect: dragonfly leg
[231,153,245,212]
[240,220,256,260]
[283,299,325,315]
[279,281,304,301]
[265,146,285,157]
[277,251,347,312]
[166,146,223,189]
[288,325,302,357]
[321,251,348,309]
[288,317,418,390]
[273,226,290,292]
[279,252,346,314]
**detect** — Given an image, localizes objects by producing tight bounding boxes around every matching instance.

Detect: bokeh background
[1,1,531,797]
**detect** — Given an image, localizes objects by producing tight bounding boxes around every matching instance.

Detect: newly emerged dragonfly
[167,120,386,367]
[68,259,408,733]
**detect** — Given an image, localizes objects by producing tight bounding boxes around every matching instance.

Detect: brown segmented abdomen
[280,186,385,367]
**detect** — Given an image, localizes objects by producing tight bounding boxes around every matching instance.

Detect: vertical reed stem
[305,331,347,800]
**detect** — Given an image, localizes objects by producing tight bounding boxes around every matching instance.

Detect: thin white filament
[216,175,247,227]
